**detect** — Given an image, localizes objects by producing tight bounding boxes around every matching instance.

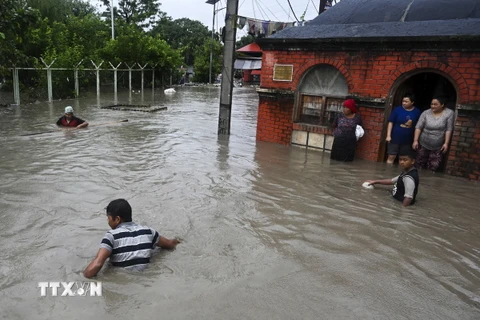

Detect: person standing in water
[330,99,363,162]
[412,96,454,172]
[56,106,89,128]
[385,94,421,164]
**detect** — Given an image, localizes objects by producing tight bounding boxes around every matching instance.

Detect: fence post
[41,58,57,102]
[109,62,122,95]
[12,68,20,105]
[74,60,83,98]
[125,63,133,99]
[138,63,148,93]
[151,64,157,91]
[91,60,104,97]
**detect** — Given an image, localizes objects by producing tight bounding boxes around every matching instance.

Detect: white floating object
[164,88,176,94]
[362,182,375,189]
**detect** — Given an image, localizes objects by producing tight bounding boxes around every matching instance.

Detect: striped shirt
[100,222,160,271]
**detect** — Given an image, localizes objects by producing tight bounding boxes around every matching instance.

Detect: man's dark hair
[106,199,132,222]
[403,94,415,103]
[399,148,417,160]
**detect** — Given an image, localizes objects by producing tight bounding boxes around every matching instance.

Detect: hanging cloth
[237,16,247,29]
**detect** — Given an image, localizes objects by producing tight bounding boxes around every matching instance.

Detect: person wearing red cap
[330,99,363,161]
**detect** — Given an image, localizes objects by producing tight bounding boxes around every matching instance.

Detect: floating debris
[101,104,167,113]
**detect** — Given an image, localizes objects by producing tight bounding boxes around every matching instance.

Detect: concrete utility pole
[209,1,217,84]
[217,0,239,136]
[111,0,115,39]
[320,0,328,13]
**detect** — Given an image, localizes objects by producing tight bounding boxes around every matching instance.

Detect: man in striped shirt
[83,199,179,278]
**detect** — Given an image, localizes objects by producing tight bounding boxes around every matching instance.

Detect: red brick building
[235,43,262,84]
[255,0,480,180]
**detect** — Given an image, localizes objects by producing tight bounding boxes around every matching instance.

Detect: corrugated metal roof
[234,59,262,70]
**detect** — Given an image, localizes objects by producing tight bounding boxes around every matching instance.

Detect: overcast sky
[88,0,321,37]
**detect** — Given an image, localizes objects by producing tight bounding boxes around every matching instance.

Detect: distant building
[256,0,480,181]
[235,43,262,84]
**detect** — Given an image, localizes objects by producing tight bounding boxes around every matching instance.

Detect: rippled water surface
[0,87,479,319]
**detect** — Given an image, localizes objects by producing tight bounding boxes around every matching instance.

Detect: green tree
[0,0,40,76]
[193,40,223,83]
[100,24,182,69]
[27,0,96,24]
[101,0,162,28]
[235,35,255,50]
[34,14,110,98]
[152,18,211,66]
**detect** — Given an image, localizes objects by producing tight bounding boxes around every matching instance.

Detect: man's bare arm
[157,236,180,250]
[83,248,111,278]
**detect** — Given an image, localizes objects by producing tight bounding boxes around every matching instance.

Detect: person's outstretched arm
[83,248,111,278]
[365,178,395,186]
[157,236,180,250]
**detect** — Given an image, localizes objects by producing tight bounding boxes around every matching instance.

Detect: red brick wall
[256,93,294,145]
[256,49,480,180]
[356,107,385,161]
[260,51,479,104]
[446,113,480,181]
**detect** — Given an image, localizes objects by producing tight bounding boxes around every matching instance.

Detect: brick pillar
[257,91,294,145]
[446,110,480,180]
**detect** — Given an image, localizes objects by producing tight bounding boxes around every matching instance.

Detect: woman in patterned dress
[330,99,363,162]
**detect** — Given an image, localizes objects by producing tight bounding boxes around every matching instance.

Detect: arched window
[295,64,349,126]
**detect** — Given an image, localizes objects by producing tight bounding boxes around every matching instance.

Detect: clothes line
[235,15,296,37]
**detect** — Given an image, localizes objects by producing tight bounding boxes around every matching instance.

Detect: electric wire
[310,0,319,14]
[255,0,281,21]
[286,0,300,22]
[253,0,268,20]
[274,0,292,19]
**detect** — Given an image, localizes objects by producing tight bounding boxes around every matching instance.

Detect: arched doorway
[383,71,458,171]
[392,72,457,113]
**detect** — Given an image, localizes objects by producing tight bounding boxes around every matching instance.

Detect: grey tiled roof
[311,0,480,25]
[266,19,480,40]
[266,0,480,40]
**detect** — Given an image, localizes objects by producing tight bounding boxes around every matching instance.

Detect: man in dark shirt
[56,106,89,128]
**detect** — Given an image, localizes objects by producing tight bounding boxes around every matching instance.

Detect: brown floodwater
[0,87,479,319]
